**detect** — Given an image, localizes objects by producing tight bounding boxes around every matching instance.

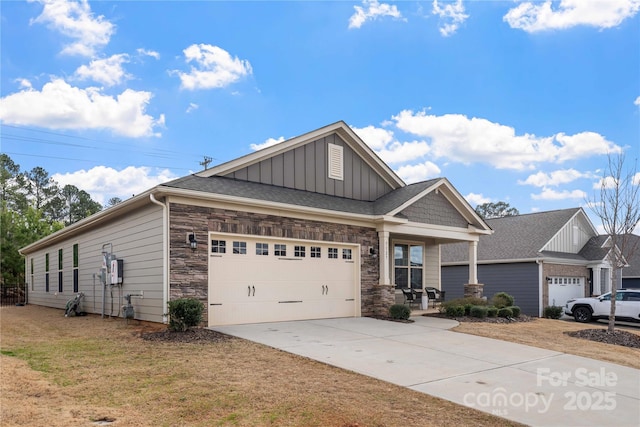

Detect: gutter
[149,193,169,324]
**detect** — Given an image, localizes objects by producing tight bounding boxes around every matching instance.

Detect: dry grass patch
[1,306,522,427]
[452,318,640,369]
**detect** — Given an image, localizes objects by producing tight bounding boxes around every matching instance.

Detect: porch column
[468,241,478,284]
[378,231,390,285]
[592,267,601,295]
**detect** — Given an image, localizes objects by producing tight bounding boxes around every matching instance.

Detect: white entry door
[208,233,360,326]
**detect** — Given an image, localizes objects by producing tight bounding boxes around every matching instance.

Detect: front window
[394,243,423,290]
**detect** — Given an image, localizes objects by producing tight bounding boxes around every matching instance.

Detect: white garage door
[549,277,584,307]
[207,233,360,326]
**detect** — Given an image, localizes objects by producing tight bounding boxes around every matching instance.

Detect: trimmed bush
[497,307,513,318]
[445,305,465,317]
[442,297,487,314]
[167,298,204,332]
[470,305,488,319]
[464,303,474,316]
[492,292,515,309]
[543,305,563,319]
[389,304,411,320]
[508,306,521,317]
[487,306,498,317]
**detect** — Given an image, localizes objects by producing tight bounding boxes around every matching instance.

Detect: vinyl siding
[441,262,540,316]
[27,204,165,322]
[424,243,440,289]
[543,214,593,254]
[224,134,392,201]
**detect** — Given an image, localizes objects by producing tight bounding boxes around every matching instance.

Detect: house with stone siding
[441,208,622,317]
[20,121,491,326]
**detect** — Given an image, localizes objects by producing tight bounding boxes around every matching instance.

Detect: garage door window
[328,248,338,259]
[211,240,226,254]
[294,246,306,257]
[275,244,287,256]
[256,243,268,255]
[233,241,246,254]
[311,246,321,258]
[342,249,352,260]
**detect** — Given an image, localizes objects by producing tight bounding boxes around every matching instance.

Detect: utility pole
[199,156,213,170]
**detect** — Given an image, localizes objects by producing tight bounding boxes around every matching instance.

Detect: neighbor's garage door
[208,233,360,326]
[549,277,584,307]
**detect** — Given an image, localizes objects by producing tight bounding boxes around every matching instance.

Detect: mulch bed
[565,329,640,349]
[140,328,234,343]
[423,312,534,323]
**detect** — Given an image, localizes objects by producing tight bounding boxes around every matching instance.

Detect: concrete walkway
[213,316,640,427]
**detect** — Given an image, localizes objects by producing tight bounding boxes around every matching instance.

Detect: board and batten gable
[25,203,165,322]
[541,212,596,254]
[223,133,393,201]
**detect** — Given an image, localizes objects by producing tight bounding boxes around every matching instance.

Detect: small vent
[328,143,343,181]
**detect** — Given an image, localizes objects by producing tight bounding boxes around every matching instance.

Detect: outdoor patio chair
[402,289,422,308]
[425,287,445,308]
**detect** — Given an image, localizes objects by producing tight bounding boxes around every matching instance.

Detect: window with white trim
[275,244,287,256]
[328,248,338,259]
[294,245,305,257]
[310,246,321,258]
[256,243,269,256]
[233,241,247,254]
[211,240,226,254]
[342,249,352,260]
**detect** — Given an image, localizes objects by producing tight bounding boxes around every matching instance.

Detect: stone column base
[464,283,485,299]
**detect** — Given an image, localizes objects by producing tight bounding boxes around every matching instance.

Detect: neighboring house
[20,121,491,327]
[622,234,640,289]
[441,208,622,316]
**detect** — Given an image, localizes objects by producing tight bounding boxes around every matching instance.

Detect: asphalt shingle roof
[162,175,441,216]
[441,208,582,262]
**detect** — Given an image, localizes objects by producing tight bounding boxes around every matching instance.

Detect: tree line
[1,153,109,286]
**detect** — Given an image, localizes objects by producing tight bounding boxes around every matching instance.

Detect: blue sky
[1,0,639,231]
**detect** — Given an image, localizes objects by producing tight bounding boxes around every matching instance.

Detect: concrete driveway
[213,316,640,427]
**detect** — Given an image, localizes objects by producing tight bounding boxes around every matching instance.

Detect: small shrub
[442,297,487,314]
[543,305,563,319]
[497,307,513,318]
[487,306,498,317]
[464,303,474,315]
[470,305,488,319]
[389,304,411,320]
[167,298,204,332]
[445,305,465,317]
[492,292,515,309]
[508,306,521,317]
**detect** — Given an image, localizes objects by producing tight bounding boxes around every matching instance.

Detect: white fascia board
[162,187,377,228]
[378,221,482,242]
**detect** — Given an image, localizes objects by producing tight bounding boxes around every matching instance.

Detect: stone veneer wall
[168,202,390,320]
[542,263,590,306]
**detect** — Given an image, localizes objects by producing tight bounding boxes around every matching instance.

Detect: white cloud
[351,125,394,150]
[74,54,130,86]
[186,103,199,114]
[0,78,163,138]
[250,136,285,151]
[465,192,491,207]
[30,0,115,57]
[634,172,640,186]
[519,169,592,187]
[15,78,33,89]
[504,0,640,32]
[137,48,160,59]
[348,0,404,29]
[376,140,431,164]
[531,188,587,200]
[635,96,640,106]
[395,161,441,183]
[174,44,252,90]
[594,176,619,189]
[53,165,177,205]
[432,0,469,36]
[392,110,621,170]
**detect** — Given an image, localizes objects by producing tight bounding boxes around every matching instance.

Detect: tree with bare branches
[588,154,640,333]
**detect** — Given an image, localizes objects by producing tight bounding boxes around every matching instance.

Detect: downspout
[536,258,544,317]
[150,193,169,323]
